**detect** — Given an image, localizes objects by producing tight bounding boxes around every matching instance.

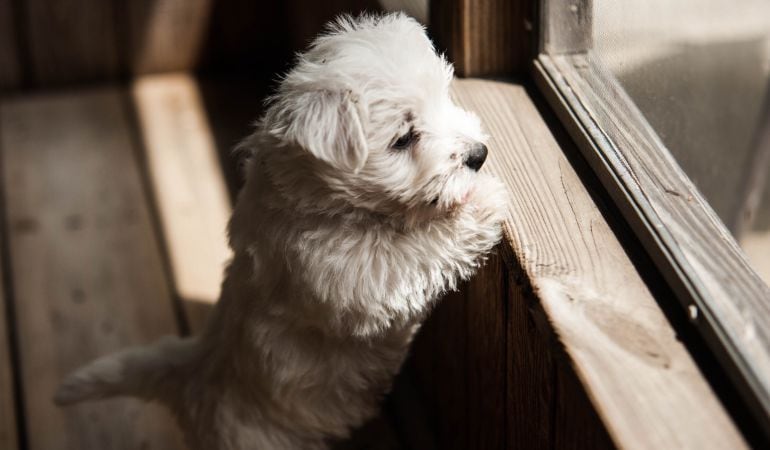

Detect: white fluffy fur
[55,13,507,450]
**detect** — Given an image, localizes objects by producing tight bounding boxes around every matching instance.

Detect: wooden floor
[0,74,420,450]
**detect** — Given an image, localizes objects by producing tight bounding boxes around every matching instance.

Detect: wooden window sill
[413,78,746,449]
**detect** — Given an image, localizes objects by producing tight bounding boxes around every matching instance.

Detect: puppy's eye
[392,129,416,150]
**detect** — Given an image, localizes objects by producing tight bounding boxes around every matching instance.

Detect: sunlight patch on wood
[132,73,232,311]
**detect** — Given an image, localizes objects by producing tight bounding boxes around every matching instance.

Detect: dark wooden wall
[410,248,615,449]
[0,0,380,92]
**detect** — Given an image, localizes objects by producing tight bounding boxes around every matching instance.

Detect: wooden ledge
[447,78,746,448]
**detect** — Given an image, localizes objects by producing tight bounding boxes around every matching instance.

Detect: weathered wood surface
[538,53,770,432]
[0,0,21,90]
[429,0,532,77]
[131,74,232,332]
[126,0,213,74]
[448,78,747,449]
[0,88,185,449]
[0,237,19,449]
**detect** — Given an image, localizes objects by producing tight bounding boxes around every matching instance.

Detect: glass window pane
[592,0,770,282]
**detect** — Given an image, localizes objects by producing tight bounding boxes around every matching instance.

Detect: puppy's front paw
[466,174,508,226]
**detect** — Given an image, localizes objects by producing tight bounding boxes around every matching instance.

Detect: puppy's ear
[266,89,369,172]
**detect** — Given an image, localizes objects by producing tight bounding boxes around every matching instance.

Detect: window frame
[533,0,770,433]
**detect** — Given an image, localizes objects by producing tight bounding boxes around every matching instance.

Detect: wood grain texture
[0,238,19,449]
[131,74,232,332]
[411,287,468,450]
[0,88,185,449]
[126,0,213,74]
[552,361,614,450]
[429,0,532,77]
[451,78,747,449]
[502,254,553,450]
[22,0,119,85]
[0,0,21,90]
[465,253,506,450]
[537,53,770,432]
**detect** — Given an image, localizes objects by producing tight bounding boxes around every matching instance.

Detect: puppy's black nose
[464,143,488,172]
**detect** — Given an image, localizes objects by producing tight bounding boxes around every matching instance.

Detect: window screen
[592,0,770,281]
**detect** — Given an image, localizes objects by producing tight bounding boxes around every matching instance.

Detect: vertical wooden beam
[429,0,533,77]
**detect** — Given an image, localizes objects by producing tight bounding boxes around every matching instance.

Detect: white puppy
[55,13,507,450]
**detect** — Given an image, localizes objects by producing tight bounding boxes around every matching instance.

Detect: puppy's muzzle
[464,143,488,172]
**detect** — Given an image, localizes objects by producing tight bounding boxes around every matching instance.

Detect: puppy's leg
[54,335,198,405]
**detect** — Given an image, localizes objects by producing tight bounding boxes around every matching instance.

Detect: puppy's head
[263,13,489,221]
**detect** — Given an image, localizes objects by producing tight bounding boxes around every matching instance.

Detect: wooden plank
[0,88,185,449]
[131,74,232,332]
[451,78,747,449]
[429,0,532,77]
[537,53,770,434]
[464,253,506,449]
[0,0,21,89]
[126,0,213,74]
[384,366,438,450]
[23,0,119,85]
[501,254,553,449]
[411,287,468,450]
[552,361,614,450]
[0,237,19,449]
